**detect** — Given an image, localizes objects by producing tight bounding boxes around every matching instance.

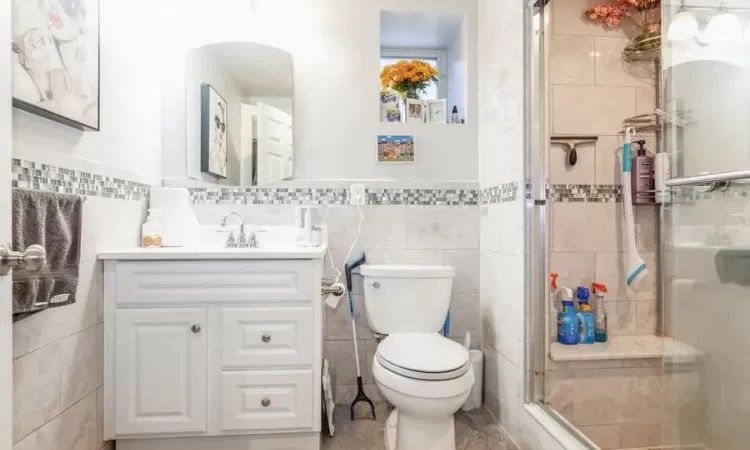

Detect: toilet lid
[376,333,470,381]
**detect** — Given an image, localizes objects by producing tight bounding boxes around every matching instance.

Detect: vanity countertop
[98,245,327,261]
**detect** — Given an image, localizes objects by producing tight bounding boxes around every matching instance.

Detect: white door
[239,103,255,186]
[1,0,12,446]
[256,102,293,185]
[115,309,207,435]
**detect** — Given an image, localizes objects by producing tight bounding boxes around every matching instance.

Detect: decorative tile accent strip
[480,182,520,205]
[366,188,477,206]
[189,187,479,206]
[11,159,150,201]
[548,184,623,203]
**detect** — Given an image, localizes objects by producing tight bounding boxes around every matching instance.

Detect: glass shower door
[662,2,750,449]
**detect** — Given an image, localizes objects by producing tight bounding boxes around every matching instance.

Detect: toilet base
[384,409,456,450]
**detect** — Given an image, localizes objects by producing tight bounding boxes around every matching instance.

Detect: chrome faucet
[220,212,246,248]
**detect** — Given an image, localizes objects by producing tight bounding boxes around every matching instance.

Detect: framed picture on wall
[427,99,448,124]
[377,135,415,163]
[11,0,101,131]
[405,99,425,123]
[201,84,228,179]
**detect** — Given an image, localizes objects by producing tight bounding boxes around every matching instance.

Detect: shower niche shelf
[550,335,701,364]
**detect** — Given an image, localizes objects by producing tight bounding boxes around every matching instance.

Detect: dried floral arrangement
[586,0,661,58]
[586,0,660,33]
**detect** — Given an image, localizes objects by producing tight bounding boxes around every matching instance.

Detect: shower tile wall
[189,193,480,405]
[543,0,676,448]
[548,0,659,337]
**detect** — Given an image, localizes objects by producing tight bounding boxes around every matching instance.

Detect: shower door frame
[522,1,603,448]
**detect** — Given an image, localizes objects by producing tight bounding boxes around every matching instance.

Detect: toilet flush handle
[372,281,380,289]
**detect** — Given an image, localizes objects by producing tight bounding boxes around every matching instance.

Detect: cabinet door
[115,309,207,435]
[222,307,313,368]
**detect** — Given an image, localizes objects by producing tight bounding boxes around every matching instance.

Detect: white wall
[186,48,244,185]
[160,0,478,183]
[9,1,161,449]
[445,18,467,122]
[250,97,293,115]
[12,0,161,185]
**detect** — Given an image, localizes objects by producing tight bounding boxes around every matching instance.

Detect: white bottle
[141,208,163,248]
[302,206,312,247]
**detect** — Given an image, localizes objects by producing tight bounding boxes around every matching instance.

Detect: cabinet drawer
[220,370,313,431]
[222,307,313,368]
[115,260,314,304]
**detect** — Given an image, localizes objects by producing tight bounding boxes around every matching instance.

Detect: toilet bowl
[359,265,475,450]
[373,333,474,450]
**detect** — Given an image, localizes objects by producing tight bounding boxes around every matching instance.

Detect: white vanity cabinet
[100,253,324,450]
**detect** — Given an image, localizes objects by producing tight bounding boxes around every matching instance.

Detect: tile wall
[543,0,673,448]
[548,0,659,339]
[11,161,146,450]
[545,358,703,449]
[189,184,481,406]
[477,0,527,444]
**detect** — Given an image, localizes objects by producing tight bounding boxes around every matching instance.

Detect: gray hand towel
[12,188,83,319]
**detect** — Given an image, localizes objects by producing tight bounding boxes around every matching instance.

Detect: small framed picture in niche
[405,98,425,123]
[377,135,415,163]
[201,84,228,178]
[427,99,447,124]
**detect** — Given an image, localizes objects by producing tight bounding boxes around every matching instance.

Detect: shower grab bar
[665,169,750,187]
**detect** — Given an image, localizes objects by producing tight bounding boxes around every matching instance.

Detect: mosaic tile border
[548,184,623,203]
[480,182,521,205]
[11,159,150,201]
[189,187,479,206]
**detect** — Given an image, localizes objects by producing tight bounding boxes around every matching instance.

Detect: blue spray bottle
[576,287,596,344]
[557,286,579,345]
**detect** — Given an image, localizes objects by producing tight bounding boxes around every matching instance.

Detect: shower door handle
[0,243,47,276]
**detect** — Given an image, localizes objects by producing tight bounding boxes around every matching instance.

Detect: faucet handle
[248,232,258,248]
[226,231,237,248]
[237,230,248,247]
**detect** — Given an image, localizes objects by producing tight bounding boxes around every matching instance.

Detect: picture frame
[427,99,448,124]
[201,84,229,178]
[405,99,425,123]
[11,0,101,131]
[377,135,415,163]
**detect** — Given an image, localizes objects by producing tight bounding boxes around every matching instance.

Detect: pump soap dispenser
[141,208,163,248]
[631,140,654,204]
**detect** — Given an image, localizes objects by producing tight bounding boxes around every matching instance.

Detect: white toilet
[360,265,475,450]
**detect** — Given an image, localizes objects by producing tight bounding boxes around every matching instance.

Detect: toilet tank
[359,265,455,334]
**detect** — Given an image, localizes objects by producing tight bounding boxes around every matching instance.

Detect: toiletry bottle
[631,140,654,204]
[576,287,596,344]
[557,287,579,345]
[451,105,459,124]
[550,272,560,334]
[141,208,163,248]
[592,283,608,343]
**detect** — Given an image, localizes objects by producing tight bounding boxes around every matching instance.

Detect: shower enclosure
[526,0,750,448]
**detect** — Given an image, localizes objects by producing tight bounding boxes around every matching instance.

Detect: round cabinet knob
[191,324,201,333]
[261,398,271,407]
[372,281,381,289]
[261,334,271,343]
